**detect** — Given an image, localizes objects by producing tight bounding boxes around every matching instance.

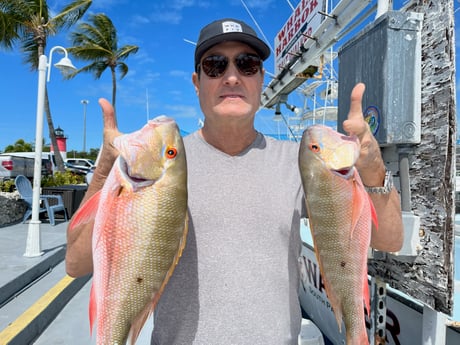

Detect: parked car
[2,152,58,173]
[0,154,34,180]
[64,158,95,174]
[64,162,89,176]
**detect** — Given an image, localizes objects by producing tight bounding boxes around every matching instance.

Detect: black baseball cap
[194,18,271,71]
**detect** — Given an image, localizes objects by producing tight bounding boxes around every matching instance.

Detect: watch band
[364,170,393,194]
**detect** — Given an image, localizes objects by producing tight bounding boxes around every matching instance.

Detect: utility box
[337,11,423,145]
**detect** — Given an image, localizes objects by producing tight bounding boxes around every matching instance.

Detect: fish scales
[95,177,185,343]
[69,116,187,345]
[299,124,376,345]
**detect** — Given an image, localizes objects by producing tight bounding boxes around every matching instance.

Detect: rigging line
[285,0,295,11]
[240,0,275,55]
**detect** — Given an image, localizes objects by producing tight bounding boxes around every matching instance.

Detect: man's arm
[65,99,120,277]
[343,83,404,252]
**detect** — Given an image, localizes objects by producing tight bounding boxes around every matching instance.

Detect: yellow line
[0,275,75,345]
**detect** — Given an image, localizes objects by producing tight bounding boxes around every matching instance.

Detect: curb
[0,246,66,308]
[0,274,91,345]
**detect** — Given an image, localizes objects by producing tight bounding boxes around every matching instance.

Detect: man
[66,18,403,344]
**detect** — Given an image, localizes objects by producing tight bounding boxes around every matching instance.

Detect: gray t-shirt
[151,131,304,345]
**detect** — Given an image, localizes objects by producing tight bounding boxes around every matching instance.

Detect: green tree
[0,0,92,172]
[66,13,139,110]
[4,139,34,152]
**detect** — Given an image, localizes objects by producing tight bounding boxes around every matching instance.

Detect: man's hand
[342,83,385,187]
[82,99,122,203]
[66,99,122,277]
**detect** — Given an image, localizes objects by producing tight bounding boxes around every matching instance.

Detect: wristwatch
[364,170,393,194]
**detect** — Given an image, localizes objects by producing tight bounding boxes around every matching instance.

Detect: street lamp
[24,46,76,257]
[81,100,89,152]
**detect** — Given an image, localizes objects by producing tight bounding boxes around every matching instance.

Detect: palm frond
[51,0,92,30]
[117,62,128,80]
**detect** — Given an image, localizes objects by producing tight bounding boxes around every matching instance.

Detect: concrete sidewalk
[0,219,155,345]
[0,219,68,308]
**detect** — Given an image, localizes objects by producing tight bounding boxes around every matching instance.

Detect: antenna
[285,0,295,11]
[240,0,274,54]
[183,38,196,46]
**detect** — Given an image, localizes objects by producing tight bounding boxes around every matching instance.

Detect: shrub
[41,171,85,187]
[0,179,16,192]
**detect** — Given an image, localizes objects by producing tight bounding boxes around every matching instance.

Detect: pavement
[0,218,90,345]
[0,218,154,345]
[0,219,69,308]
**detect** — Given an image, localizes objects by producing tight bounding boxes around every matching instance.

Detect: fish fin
[127,296,154,345]
[152,213,189,307]
[68,191,101,230]
[368,194,379,230]
[89,282,96,336]
[350,177,365,239]
[363,274,371,318]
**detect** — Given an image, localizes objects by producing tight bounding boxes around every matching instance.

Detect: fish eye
[165,147,178,159]
[309,143,320,153]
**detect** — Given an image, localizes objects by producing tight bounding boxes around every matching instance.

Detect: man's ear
[192,72,200,96]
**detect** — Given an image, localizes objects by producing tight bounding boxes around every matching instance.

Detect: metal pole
[81,100,89,152]
[24,46,75,257]
[24,54,47,257]
[376,0,393,19]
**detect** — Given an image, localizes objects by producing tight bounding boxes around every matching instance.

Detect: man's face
[192,41,265,124]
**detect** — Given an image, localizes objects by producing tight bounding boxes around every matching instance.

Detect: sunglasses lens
[201,55,228,78]
[235,54,261,76]
[200,54,262,78]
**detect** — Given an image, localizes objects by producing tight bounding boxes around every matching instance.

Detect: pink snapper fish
[298,124,378,345]
[69,116,188,344]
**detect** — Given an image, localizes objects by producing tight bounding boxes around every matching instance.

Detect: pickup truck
[0,154,34,181]
[0,153,53,181]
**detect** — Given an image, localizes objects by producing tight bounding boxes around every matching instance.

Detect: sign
[298,241,426,345]
[274,0,325,74]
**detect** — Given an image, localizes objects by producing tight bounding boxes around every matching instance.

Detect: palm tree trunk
[44,87,66,172]
[111,67,117,109]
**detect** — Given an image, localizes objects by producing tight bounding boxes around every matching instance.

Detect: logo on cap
[222,21,243,34]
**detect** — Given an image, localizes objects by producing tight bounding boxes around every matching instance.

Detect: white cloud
[165,104,200,118]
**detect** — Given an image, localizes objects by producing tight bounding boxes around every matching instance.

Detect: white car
[65,158,95,173]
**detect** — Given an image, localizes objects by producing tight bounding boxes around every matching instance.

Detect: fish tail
[367,193,379,230]
[350,173,365,239]
[363,273,370,317]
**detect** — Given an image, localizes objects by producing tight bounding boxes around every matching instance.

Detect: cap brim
[195,32,270,69]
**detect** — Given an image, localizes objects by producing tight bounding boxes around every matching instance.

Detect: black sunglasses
[198,53,262,78]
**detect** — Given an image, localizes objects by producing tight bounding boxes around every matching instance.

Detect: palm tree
[0,0,92,172]
[66,13,139,110]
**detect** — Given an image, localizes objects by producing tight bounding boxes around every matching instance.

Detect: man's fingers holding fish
[342,83,369,139]
[342,84,385,187]
[83,99,123,201]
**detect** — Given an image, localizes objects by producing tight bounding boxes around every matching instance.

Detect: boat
[262,1,460,342]
[298,219,460,344]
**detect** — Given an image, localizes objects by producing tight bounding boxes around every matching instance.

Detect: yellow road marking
[0,275,75,345]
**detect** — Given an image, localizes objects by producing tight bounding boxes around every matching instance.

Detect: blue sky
[0,0,457,152]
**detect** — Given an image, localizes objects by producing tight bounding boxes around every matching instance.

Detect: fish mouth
[119,159,155,189]
[331,167,354,179]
